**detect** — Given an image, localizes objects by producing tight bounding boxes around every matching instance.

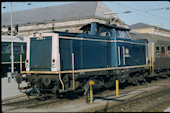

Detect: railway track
[143,99,170,112]
[95,87,170,112]
[2,94,28,103]
[2,76,170,112]
[2,93,68,112]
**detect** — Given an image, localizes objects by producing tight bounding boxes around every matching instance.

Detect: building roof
[80,22,130,30]
[130,32,170,44]
[2,2,112,27]
[129,22,170,31]
[129,22,153,29]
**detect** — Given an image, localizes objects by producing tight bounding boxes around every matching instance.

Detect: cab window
[116,30,129,39]
[98,26,112,37]
[2,43,11,53]
[82,26,90,35]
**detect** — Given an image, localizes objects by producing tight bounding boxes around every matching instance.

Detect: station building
[1,1,128,37]
[129,22,170,37]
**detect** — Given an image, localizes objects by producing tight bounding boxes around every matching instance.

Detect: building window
[161,46,166,56]
[167,46,170,57]
[156,46,160,57]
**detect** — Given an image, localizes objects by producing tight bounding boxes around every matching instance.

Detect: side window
[167,46,170,57]
[161,46,166,56]
[125,31,129,38]
[156,47,160,57]
[116,30,121,37]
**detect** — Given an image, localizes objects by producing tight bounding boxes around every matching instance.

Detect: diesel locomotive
[16,22,170,96]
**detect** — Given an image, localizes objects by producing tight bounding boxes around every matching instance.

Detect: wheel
[66,91,77,100]
[132,79,139,86]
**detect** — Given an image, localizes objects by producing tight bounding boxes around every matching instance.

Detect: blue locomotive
[16,22,155,96]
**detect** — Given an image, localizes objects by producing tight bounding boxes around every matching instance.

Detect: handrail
[58,53,64,91]
[21,65,151,74]
[118,46,121,66]
[72,53,75,90]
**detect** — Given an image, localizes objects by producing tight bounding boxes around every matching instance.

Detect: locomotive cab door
[117,45,132,67]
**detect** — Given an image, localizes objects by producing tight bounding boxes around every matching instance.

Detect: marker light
[25,59,29,68]
[52,59,56,68]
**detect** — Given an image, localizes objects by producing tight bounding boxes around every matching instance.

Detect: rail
[95,87,170,112]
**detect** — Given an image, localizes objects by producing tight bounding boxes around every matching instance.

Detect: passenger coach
[1,36,27,77]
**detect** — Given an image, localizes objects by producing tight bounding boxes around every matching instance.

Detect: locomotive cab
[80,22,114,38]
[80,22,131,40]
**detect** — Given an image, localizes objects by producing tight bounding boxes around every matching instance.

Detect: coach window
[156,46,160,57]
[167,46,170,57]
[2,43,11,53]
[20,45,24,54]
[14,45,21,54]
[161,46,166,56]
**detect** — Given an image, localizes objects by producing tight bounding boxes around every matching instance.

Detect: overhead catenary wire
[111,2,170,22]
[2,2,170,30]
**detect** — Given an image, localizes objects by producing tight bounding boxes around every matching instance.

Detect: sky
[1,1,170,30]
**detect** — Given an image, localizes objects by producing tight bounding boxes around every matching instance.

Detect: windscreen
[30,37,52,71]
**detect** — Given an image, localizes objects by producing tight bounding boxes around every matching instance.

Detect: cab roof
[80,22,130,31]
